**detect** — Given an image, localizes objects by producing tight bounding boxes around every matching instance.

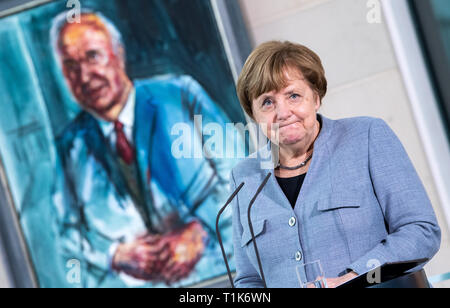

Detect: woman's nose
[276,100,292,121]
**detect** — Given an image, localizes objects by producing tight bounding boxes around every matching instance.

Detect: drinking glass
[296,260,328,288]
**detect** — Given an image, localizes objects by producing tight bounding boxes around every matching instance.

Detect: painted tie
[114,120,135,165]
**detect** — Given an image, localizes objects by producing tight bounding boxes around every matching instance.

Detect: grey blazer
[231,114,441,288]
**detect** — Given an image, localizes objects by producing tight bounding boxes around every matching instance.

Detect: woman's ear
[314,92,321,111]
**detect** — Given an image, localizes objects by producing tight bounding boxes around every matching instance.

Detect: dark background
[14,0,246,135]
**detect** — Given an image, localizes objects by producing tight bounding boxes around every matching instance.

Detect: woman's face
[252,68,321,148]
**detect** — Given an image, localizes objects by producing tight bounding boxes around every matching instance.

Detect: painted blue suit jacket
[231,114,441,288]
[54,75,241,287]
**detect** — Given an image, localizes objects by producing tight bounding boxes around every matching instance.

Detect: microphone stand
[215,172,272,288]
[216,182,245,288]
[247,172,272,289]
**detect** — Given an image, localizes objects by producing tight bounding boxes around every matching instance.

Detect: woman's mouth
[279,122,300,129]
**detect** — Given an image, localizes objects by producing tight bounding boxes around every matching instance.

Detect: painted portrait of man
[0,0,247,288]
[50,11,243,287]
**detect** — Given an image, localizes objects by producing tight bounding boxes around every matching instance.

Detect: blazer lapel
[133,91,157,190]
[293,114,334,214]
[133,88,168,233]
[262,143,294,212]
[79,113,130,201]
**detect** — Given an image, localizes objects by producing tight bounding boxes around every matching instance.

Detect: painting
[0,0,249,288]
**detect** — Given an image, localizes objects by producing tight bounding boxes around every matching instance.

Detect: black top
[275,173,307,209]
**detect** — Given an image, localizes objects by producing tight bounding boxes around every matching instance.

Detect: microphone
[216,181,245,288]
[247,172,272,289]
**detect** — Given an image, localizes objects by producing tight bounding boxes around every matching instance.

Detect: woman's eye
[262,99,273,107]
[290,93,300,100]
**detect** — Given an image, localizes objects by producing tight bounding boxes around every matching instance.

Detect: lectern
[338,259,431,288]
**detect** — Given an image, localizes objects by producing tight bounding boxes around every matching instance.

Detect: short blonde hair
[237,41,327,119]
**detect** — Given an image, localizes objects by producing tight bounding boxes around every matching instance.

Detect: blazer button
[295,251,302,261]
[289,217,296,227]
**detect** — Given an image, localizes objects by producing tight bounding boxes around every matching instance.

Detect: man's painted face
[59,23,127,114]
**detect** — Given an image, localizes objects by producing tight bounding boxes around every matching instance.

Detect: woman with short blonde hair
[230,40,440,288]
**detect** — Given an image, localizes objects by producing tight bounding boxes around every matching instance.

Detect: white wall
[239,0,450,287]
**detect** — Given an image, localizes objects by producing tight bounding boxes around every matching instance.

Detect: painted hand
[112,220,207,284]
[159,220,208,285]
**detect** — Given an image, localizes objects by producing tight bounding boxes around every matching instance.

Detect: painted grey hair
[50,9,125,61]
